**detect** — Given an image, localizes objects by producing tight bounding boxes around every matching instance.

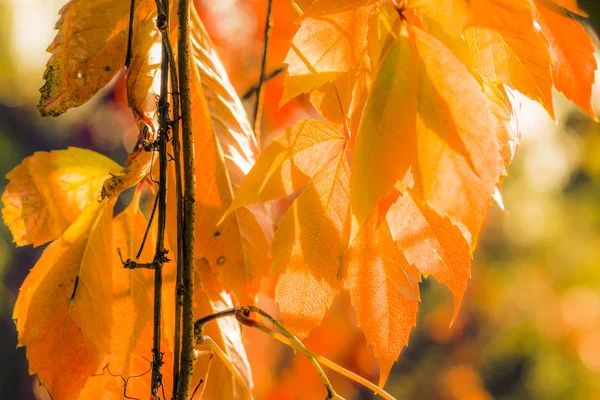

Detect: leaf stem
[252,0,273,146]
[176,0,197,397]
[241,307,338,399]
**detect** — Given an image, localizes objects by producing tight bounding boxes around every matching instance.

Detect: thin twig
[136,191,159,259]
[176,0,197,397]
[252,0,274,146]
[125,0,136,68]
[241,66,285,100]
[242,307,338,399]
[160,7,185,396]
[149,0,171,394]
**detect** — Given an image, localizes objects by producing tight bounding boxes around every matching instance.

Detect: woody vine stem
[175,0,197,397]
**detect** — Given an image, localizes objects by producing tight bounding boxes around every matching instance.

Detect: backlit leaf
[78,189,168,399]
[2,147,121,247]
[273,152,350,338]
[282,6,372,104]
[13,199,114,400]
[305,0,377,16]
[413,27,501,244]
[192,259,253,399]
[351,32,418,224]
[466,1,555,118]
[536,1,597,118]
[387,190,471,320]
[345,217,420,387]
[191,10,272,302]
[39,0,154,116]
[225,119,345,219]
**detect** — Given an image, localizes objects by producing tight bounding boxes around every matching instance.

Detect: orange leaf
[345,217,420,387]
[191,11,272,302]
[413,27,501,244]
[39,0,154,116]
[536,1,597,118]
[126,10,161,116]
[79,189,173,398]
[192,259,253,399]
[387,190,471,321]
[411,0,470,37]
[225,119,345,219]
[305,0,377,16]
[13,199,114,400]
[282,6,372,104]
[2,147,121,247]
[469,0,536,34]
[351,31,418,224]
[273,152,350,338]
[352,27,501,243]
[466,0,555,118]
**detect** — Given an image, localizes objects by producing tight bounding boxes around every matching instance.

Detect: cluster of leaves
[1,0,596,399]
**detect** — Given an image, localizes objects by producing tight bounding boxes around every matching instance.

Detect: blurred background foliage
[1,1,600,399]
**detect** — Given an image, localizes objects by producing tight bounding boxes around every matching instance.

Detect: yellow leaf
[39,0,154,116]
[411,0,469,37]
[273,152,350,338]
[126,10,161,115]
[192,259,253,399]
[345,217,420,387]
[13,199,114,400]
[351,32,418,224]
[78,189,169,399]
[2,147,121,247]
[225,119,345,219]
[282,6,372,104]
[190,11,272,302]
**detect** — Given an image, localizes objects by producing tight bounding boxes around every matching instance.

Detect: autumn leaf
[2,147,121,247]
[281,5,372,104]
[273,152,350,338]
[13,199,114,400]
[192,258,253,399]
[39,0,155,116]
[466,0,555,118]
[350,31,418,224]
[412,27,501,244]
[387,190,471,320]
[190,9,272,302]
[126,10,161,115]
[352,26,501,243]
[345,216,420,387]
[535,1,597,118]
[410,0,470,38]
[78,188,167,399]
[305,0,378,16]
[224,119,346,217]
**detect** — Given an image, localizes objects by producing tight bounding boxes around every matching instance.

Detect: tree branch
[252,0,274,146]
[176,0,197,397]
[149,0,171,395]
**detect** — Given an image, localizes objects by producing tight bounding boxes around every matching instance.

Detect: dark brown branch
[149,0,171,394]
[125,0,135,68]
[241,66,285,101]
[160,8,185,398]
[252,0,274,146]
